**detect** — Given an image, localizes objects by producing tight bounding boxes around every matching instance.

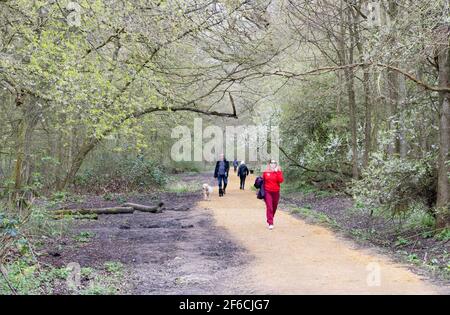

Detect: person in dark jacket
[237,161,249,190]
[214,154,229,196]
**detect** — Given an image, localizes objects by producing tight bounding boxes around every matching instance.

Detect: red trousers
[264,190,280,225]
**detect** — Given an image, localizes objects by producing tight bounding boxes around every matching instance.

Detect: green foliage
[282,177,336,198]
[75,156,169,192]
[279,76,352,188]
[348,228,377,241]
[104,261,123,274]
[407,253,420,263]
[421,230,435,239]
[0,211,19,238]
[395,237,410,247]
[102,193,113,201]
[101,193,126,204]
[27,206,71,238]
[0,260,41,295]
[403,203,436,230]
[0,260,126,295]
[115,195,126,204]
[81,267,95,279]
[170,161,202,173]
[290,207,336,226]
[165,180,198,193]
[48,192,84,209]
[127,159,168,187]
[80,284,116,295]
[77,264,127,295]
[435,229,450,242]
[50,191,70,202]
[1,204,70,274]
[0,261,71,295]
[352,154,436,218]
[46,267,70,281]
[74,231,95,243]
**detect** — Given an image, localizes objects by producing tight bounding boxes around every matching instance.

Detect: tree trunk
[352,4,371,169]
[386,1,402,157]
[398,75,408,158]
[346,9,359,179]
[387,66,400,156]
[59,139,97,190]
[436,24,450,228]
[13,119,26,192]
[11,99,39,208]
[363,69,372,168]
[344,67,359,179]
[55,129,64,190]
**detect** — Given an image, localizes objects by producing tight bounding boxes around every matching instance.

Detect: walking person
[214,153,230,197]
[233,159,239,173]
[263,159,284,230]
[237,161,249,190]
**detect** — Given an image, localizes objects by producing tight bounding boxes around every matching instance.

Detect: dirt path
[199,174,447,295]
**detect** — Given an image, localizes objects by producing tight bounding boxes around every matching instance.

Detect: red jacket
[263,170,284,192]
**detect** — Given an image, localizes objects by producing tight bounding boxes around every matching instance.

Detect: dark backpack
[254,176,265,200]
[257,186,265,200]
[254,176,263,189]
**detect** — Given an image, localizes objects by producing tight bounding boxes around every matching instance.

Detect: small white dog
[202,183,213,201]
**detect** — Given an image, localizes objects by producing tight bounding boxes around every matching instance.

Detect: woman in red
[263,159,284,230]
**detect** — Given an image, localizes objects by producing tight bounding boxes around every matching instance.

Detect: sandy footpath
[199,175,446,295]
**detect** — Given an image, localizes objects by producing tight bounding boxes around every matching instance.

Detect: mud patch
[40,173,251,294]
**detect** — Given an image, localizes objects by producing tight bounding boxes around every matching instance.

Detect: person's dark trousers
[239,175,246,189]
[217,174,228,193]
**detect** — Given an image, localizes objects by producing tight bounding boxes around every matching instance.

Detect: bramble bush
[352,153,437,219]
[283,133,350,192]
[74,156,168,192]
[0,203,72,294]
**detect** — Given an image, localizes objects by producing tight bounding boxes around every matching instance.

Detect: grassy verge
[289,206,338,227]
[0,202,129,295]
[0,259,128,295]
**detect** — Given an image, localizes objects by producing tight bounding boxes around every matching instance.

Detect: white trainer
[268,225,274,230]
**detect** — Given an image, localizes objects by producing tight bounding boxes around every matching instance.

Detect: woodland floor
[38,173,449,294]
[40,173,249,294]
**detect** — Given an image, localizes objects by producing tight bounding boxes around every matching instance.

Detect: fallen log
[53,207,135,216]
[52,213,99,220]
[122,202,164,213]
[164,206,190,211]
